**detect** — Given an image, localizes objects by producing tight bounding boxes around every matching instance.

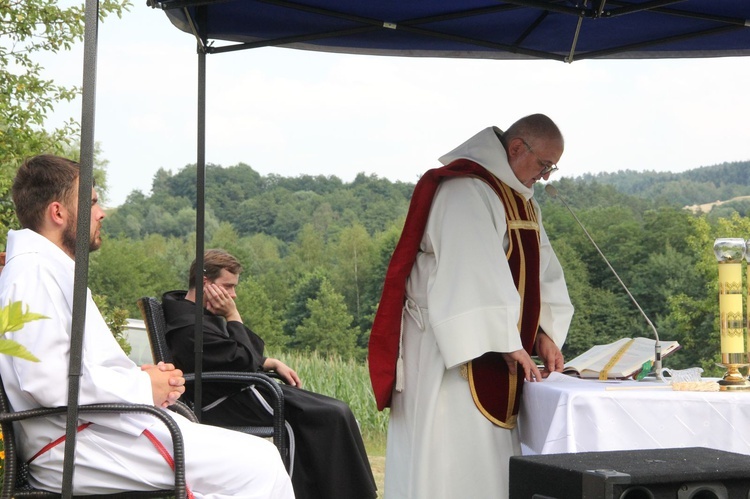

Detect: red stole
[368,158,541,426]
[467,176,541,428]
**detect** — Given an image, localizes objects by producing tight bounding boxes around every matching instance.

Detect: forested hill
[576,160,750,208]
[107,160,750,242]
[96,160,750,373]
[105,163,415,242]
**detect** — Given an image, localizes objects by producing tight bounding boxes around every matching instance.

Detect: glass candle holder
[713,238,749,389]
[715,238,745,356]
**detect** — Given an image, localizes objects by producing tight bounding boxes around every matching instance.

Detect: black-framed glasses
[521,139,558,176]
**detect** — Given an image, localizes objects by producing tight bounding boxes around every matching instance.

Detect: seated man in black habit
[162,249,377,499]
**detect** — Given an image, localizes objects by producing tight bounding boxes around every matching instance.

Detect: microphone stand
[545,184,662,381]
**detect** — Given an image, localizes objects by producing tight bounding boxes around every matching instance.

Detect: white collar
[438,126,534,200]
[5,229,74,271]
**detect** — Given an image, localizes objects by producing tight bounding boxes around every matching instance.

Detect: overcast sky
[42,3,750,207]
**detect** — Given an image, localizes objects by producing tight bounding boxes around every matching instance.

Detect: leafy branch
[0,301,47,362]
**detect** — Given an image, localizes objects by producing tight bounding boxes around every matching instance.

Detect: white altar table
[518,372,750,455]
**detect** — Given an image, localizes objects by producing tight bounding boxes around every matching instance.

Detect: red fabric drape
[367,159,501,410]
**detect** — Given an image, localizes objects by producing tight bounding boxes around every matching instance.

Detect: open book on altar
[563,337,681,379]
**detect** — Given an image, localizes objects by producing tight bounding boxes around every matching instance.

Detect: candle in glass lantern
[714,238,746,355]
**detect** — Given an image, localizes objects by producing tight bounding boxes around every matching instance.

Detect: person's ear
[507,137,526,160]
[48,202,67,227]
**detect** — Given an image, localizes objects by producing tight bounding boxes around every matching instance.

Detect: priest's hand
[205,282,242,322]
[502,349,542,382]
[535,331,564,375]
[263,357,302,387]
[142,361,186,408]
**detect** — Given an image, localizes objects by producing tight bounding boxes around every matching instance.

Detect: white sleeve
[6,260,155,435]
[536,205,574,348]
[425,177,525,369]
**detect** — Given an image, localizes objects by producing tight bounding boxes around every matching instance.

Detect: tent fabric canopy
[150,0,750,62]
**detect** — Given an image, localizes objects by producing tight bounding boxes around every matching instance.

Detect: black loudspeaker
[510,447,750,499]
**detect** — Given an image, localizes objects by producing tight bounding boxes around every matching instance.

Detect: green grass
[271,350,388,496]
[271,350,389,444]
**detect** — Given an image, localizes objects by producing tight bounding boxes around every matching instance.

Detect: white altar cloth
[518,372,750,455]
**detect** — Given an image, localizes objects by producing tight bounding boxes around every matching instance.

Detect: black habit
[162,291,377,499]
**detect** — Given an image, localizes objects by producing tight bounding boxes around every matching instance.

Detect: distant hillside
[104,163,415,242]
[576,160,750,208]
[685,195,750,214]
[106,159,750,243]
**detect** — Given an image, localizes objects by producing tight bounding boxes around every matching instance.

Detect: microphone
[545,184,662,381]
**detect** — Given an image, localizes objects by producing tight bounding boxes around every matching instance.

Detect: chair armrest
[183,371,285,457]
[183,371,284,418]
[169,400,199,423]
[0,404,187,499]
[263,370,289,384]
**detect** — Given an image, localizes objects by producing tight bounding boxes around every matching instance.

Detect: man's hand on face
[204,282,242,322]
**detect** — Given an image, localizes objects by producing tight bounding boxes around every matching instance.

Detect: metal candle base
[717,362,750,391]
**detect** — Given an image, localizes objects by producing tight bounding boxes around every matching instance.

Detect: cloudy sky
[42,3,750,207]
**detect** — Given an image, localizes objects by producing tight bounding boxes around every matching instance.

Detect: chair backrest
[136,297,290,470]
[137,297,174,364]
[0,369,47,498]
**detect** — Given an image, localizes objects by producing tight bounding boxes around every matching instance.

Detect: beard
[61,213,102,257]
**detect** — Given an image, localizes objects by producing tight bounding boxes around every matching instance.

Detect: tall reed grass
[270,350,389,452]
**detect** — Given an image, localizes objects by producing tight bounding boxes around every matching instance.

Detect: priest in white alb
[368,114,575,498]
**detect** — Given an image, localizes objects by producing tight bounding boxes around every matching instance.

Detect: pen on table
[604,385,673,391]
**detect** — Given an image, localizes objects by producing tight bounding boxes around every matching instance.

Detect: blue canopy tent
[153,1,750,61]
[62,0,750,496]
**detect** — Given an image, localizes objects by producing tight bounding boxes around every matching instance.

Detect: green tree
[283,270,327,345]
[236,190,286,236]
[207,222,243,258]
[103,190,147,238]
[286,224,327,275]
[234,276,286,350]
[62,140,112,204]
[358,220,403,336]
[708,199,750,221]
[295,279,359,359]
[273,192,320,241]
[233,232,291,314]
[242,233,285,275]
[330,223,374,329]
[550,239,597,359]
[1,0,131,239]
[89,236,183,316]
[92,294,131,355]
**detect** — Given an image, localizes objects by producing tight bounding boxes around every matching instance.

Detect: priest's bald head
[502,114,564,188]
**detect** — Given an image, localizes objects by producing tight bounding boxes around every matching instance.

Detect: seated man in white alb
[0,154,295,498]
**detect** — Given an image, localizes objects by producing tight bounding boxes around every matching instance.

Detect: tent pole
[193,7,208,419]
[62,0,99,495]
[565,1,586,63]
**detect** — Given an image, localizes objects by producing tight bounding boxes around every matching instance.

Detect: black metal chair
[137,297,289,469]
[0,369,190,498]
